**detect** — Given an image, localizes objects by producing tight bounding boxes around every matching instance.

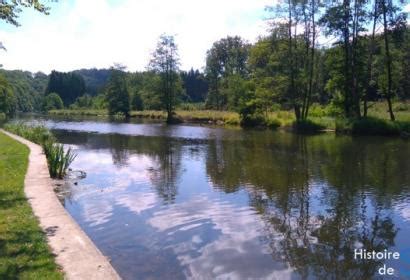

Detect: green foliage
[239,99,266,127]
[131,91,143,111]
[0,70,47,112]
[266,117,281,129]
[4,123,76,178]
[149,34,181,123]
[0,74,16,116]
[181,68,208,102]
[205,36,250,110]
[43,92,64,111]
[4,123,55,145]
[73,68,111,95]
[0,0,51,26]
[42,141,76,179]
[46,71,86,106]
[105,70,130,117]
[336,117,403,136]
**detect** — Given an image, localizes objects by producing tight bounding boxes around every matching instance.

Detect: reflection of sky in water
[38,119,410,280]
[63,146,299,279]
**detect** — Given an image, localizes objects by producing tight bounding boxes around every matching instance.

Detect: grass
[0,132,63,279]
[4,123,76,178]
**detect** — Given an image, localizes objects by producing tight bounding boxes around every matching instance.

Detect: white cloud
[0,0,274,73]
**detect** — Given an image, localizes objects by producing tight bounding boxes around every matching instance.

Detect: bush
[43,93,64,112]
[336,117,402,136]
[293,119,326,134]
[239,99,266,128]
[266,118,281,129]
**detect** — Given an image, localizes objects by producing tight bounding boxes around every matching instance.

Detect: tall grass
[4,123,76,179]
[42,141,77,179]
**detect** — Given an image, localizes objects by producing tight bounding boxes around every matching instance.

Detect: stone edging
[0,129,121,280]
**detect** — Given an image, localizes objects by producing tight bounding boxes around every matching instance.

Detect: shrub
[239,100,266,128]
[336,117,402,136]
[43,93,64,112]
[266,118,281,129]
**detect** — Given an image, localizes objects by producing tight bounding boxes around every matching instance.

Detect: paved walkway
[0,129,120,280]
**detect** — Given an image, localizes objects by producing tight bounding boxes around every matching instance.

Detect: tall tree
[148,34,181,123]
[204,36,250,110]
[180,69,208,103]
[320,0,369,118]
[105,69,130,117]
[45,71,86,106]
[379,0,407,121]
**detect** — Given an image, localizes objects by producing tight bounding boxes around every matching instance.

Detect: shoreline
[0,129,121,280]
[46,109,410,137]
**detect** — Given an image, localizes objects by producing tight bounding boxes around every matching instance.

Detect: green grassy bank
[0,132,62,279]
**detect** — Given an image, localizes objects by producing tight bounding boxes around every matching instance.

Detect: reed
[4,123,76,179]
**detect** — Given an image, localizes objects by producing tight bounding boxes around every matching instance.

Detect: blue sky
[0,0,272,73]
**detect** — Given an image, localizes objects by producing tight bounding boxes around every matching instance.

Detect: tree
[379,0,407,121]
[0,69,48,112]
[320,0,369,119]
[180,69,208,103]
[43,92,63,111]
[105,69,130,117]
[148,34,181,123]
[0,74,16,116]
[45,71,86,106]
[205,36,250,110]
[0,0,51,26]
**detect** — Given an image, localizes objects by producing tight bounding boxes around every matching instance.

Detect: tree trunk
[304,0,316,120]
[382,0,395,121]
[343,0,352,118]
[364,0,378,118]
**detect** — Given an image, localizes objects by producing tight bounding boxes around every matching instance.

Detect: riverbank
[0,131,62,279]
[0,129,120,280]
[49,103,410,136]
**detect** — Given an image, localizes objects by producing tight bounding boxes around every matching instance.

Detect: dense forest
[1,0,409,131]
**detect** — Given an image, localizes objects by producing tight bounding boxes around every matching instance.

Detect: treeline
[1,0,409,126]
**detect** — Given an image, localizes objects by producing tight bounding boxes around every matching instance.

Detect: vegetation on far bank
[48,101,410,135]
[4,123,76,179]
[0,132,63,279]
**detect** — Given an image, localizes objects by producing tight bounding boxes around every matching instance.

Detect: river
[13,115,410,279]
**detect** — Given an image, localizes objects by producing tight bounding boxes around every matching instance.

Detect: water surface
[17,116,410,279]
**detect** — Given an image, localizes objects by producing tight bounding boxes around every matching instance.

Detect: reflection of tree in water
[108,134,130,167]
[205,134,403,279]
[148,140,183,204]
[90,133,184,203]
